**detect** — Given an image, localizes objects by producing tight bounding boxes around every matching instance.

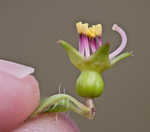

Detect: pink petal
[0,59,34,79]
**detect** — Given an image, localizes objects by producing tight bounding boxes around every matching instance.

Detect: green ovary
[76,71,104,98]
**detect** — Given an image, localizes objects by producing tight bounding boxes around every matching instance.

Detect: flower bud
[76,71,104,98]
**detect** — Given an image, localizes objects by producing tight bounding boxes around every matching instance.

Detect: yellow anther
[95,24,102,36]
[88,27,96,38]
[76,22,102,37]
[76,22,89,35]
[76,22,83,34]
[92,25,96,30]
[82,23,89,34]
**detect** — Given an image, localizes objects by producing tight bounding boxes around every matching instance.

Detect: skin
[13,113,79,132]
[0,71,79,132]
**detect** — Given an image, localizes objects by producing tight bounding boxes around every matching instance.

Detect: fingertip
[13,113,80,132]
[0,71,40,131]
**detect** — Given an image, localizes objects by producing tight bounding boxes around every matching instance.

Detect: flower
[76,22,102,57]
[58,22,131,73]
[76,22,128,60]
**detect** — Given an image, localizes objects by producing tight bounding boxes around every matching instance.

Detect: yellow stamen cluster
[76,22,102,38]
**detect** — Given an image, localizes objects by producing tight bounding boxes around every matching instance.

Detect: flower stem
[30,94,95,120]
[85,98,95,118]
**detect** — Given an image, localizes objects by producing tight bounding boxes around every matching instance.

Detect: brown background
[0,0,149,132]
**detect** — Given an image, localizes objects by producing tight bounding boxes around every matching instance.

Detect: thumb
[0,60,40,131]
[13,113,80,132]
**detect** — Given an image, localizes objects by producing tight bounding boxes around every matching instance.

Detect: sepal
[59,40,111,73]
[110,52,132,66]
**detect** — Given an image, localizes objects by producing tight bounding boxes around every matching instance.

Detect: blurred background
[0,0,149,131]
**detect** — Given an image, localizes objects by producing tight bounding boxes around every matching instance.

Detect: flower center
[76,22,103,57]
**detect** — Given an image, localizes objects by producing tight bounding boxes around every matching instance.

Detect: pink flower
[76,22,127,60]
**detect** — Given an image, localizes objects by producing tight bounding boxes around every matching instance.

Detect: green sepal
[110,52,132,66]
[59,40,111,73]
[58,40,85,71]
[86,43,111,72]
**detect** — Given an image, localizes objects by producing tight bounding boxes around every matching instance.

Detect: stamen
[76,22,90,57]
[76,22,82,34]
[82,35,90,58]
[109,24,127,59]
[93,38,98,50]
[76,22,103,57]
[89,38,97,54]
[97,36,102,47]
[95,24,102,36]
[90,39,96,54]
[82,23,89,35]
[88,27,96,38]
[78,34,84,56]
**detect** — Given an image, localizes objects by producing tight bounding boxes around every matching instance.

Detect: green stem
[30,94,94,120]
